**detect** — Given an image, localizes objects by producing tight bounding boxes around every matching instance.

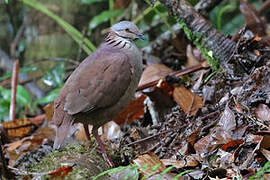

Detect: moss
[179,20,220,71]
[26,143,110,179]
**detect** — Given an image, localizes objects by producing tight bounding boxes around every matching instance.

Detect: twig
[125,130,169,146]
[137,61,209,91]
[0,74,43,89]
[9,60,19,121]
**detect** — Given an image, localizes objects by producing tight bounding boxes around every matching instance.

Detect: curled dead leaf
[173,86,203,116]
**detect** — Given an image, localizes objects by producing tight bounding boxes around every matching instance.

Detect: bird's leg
[92,128,115,168]
[83,124,91,141]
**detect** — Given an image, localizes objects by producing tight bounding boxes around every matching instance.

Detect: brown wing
[62,51,132,115]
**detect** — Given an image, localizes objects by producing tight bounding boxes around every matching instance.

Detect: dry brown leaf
[75,123,90,141]
[185,155,200,167]
[4,136,32,151]
[29,114,46,125]
[255,104,270,122]
[194,126,232,154]
[133,152,166,177]
[173,86,203,116]
[161,159,186,169]
[261,148,270,161]
[113,94,146,125]
[49,165,73,179]
[220,140,244,151]
[188,129,199,146]
[186,44,200,67]
[259,135,270,149]
[218,104,236,132]
[138,64,173,88]
[5,139,23,152]
[161,155,200,169]
[44,102,54,121]
[2,118,34,138]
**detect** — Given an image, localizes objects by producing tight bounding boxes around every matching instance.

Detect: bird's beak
[137,34,146,40]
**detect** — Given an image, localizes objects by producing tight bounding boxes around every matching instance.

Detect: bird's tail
[53,115,75,150]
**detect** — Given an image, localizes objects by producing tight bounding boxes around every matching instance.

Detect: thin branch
[137,61,209,91]
[9,60,19,121]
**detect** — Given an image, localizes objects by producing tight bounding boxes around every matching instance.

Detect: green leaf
[0,99,10,122]
[37,88,61,104]
[16,85,32,107]
[42,62,65,88]
[0,86,11,101]
[81,0,105,4]
[89,9,124,29]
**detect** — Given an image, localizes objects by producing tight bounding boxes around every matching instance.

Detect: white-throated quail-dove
[52,21,145,167]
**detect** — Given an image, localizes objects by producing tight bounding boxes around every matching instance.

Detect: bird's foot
[93,131,115,168]
[84,125,115,168]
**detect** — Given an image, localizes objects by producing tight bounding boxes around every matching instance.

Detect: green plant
[249,161,270,180]
[36,62,66,104]
[89,9,125,30]
[0,85,33,122]
[92,163,192,180]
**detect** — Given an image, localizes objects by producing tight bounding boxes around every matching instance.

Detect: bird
[52,21,145,167]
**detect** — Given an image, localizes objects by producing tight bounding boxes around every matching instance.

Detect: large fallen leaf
[138,64,173,88]
[173,86,203,116]
[194,126,232,154]
[218,104,236,132]
[259,135,270,149]
[133,152,166,177]
[2,118,35,139]
[113,94,146,125]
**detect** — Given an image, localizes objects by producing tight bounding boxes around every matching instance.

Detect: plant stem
[109,0,114,25]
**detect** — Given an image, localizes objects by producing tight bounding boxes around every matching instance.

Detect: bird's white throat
[105,34,133,50]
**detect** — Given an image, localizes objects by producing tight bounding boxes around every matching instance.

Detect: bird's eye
[125,28,131,32]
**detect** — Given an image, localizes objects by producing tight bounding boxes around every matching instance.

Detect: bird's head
[110,21,146,41]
